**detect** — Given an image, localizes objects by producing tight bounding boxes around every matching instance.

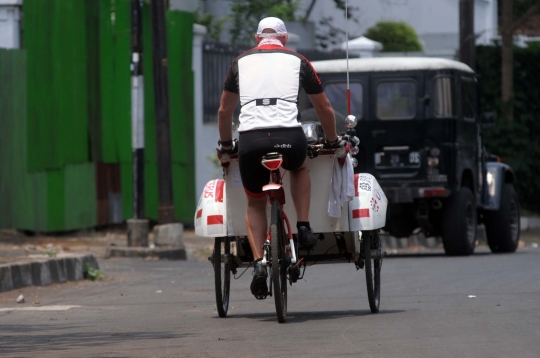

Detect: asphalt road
[1,248,539,358]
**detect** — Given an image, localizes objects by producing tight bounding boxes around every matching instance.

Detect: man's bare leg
[289,162,316,249]
[245,194,268,260]
[289,162,310,221]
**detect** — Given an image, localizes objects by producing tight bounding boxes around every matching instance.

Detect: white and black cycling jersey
[223,44,323,132]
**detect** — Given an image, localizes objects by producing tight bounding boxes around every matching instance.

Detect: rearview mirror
[345,115,358,128]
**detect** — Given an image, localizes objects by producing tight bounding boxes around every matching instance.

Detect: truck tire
[441,187,476,256]
[483,184,520,253]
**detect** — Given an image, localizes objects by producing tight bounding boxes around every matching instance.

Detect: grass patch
[85,263,105,281]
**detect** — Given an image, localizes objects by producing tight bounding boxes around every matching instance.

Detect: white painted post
[0,0,22,49]
[192,24,209,198]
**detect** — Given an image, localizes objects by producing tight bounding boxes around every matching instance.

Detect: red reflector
[262,159,283,170]
[196,209,202,219]
[422,188,446,197]
[207,215,223,225]
[353,209,370,218]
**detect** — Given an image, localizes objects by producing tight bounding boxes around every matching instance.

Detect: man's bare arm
[217,90,240,147]
[308,92,338,142]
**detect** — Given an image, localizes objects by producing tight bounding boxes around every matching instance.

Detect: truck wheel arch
[504,168,515,183]
[460,169,475,193]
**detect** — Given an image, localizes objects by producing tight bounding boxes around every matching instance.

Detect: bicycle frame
[260,152,297,266]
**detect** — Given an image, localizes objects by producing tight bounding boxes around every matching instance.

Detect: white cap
[256,17,287,36]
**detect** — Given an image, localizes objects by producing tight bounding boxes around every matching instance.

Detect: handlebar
[217,132,360,170]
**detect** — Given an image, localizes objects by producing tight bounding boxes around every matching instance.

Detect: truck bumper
[382,187,451,204]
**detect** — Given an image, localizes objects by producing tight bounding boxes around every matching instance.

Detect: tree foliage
[500,0,540,30]
[229,0,300,45]
[228,0,358,47]
[195,0,360,48]
[498,0,540,120]
[314,1,359,50]
[477,44,540,212]
[193,10,226,42]
[363,21,423,52]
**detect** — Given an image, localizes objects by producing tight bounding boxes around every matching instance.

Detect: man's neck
[258,38,284,47]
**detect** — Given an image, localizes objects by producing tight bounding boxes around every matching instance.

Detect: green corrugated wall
[0,1,194,231]
[102,1,195,223]
[140,8,195,223]
[0,50,48,231]
[25,0,91,171]
[0,50,97,231]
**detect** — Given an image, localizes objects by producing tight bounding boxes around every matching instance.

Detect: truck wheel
[483,184,520,253]
[441,187,476,256]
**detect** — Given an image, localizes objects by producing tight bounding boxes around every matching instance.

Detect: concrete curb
[521,217,540,231]
[0,254,99,293]
[106,246,186,260]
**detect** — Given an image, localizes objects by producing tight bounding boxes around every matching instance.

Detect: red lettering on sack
[203,180,216,198]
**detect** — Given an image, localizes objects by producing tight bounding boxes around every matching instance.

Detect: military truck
[299,57,520,256]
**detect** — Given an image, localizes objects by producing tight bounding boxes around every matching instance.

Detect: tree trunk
[501,0,513,121]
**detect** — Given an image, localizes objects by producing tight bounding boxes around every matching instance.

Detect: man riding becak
[217,17,344,299]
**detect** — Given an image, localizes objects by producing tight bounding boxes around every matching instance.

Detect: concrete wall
[192,24,223,197]
[169,0,197,12]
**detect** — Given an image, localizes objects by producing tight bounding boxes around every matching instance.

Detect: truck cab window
[324,82,363,118]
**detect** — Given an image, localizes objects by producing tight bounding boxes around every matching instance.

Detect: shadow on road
[0,324,190,355]
[385,251,492,259]
[221,309,405,324]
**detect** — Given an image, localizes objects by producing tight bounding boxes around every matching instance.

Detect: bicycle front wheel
[363,230,381,313]
[214,237,230,317]
[270,200,287,323]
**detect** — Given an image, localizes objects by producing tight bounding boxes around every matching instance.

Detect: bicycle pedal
[289,267,300,283]
[254,292,268,300]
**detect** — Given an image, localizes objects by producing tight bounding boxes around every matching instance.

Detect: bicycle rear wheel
[214,237,230,317]
[270,200,287,323]
[363,230,381,313]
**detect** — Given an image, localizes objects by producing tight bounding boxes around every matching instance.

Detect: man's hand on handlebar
[324,136,347,149]
[217,139,238,169]
[324,136,349,158]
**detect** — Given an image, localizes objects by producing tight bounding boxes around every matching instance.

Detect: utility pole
[150,0,175,225]
[459,0,475,71]
[127,0,149,247]
[501,0,513,120]
[131,0,145,220]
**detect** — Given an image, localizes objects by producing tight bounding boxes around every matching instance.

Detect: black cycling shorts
[238,127,307,197]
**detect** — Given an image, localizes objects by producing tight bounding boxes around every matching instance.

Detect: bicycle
[199,120,387,323]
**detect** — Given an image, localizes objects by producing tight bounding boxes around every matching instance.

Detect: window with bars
[433,76,455,117]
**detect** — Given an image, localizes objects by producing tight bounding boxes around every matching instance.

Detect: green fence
[0,49,97,231]
[0,1,195,232]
